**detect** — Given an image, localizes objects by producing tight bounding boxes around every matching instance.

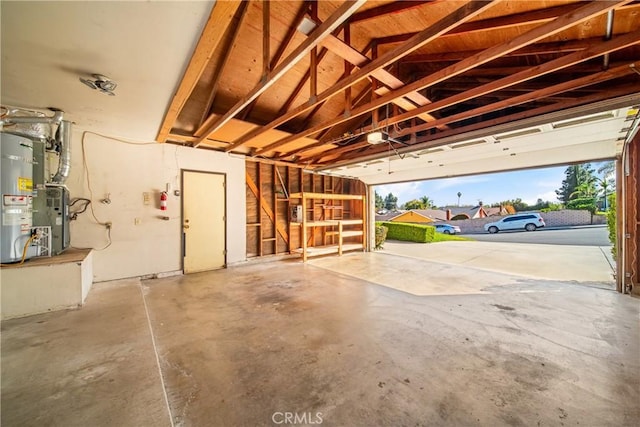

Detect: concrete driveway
[380,239,615,285]
[463,224,610,246]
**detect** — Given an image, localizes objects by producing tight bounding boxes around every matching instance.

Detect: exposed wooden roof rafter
[394,61,638,138]
[198,2,250,128]
[325,83,640,165]
[239,0,499,154]
[372,2,640,46]
[400,38,600,64]
[194,0,368,147]
[355,28,640,138]
[156,1,242,143]
[253,0,633,157]
[349,1,434,24]
[159,0,640,169]
[237,1,312,122]
[277,47,329,118]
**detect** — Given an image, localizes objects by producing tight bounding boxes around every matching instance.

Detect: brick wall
[447,210,605,234]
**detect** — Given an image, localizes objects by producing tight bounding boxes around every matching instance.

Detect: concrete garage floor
[2,250,639,426]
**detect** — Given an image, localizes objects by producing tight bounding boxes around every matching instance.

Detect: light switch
[143,192,150,205]
[134,217,141,225]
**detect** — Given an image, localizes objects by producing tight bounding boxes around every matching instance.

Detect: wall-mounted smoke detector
[79,74,117,96]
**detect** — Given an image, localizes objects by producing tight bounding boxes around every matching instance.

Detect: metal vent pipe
[0,109,63,126]
[52,120,72,184]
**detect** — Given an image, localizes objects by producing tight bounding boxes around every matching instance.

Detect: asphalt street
[462,224,611,246]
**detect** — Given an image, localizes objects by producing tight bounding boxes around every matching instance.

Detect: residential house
[376,209,448,224]
[442,202,508,220]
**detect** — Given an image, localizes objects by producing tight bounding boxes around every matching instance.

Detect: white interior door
[182,171,226,273]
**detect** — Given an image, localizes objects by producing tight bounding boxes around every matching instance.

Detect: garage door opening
[369,162,616,293]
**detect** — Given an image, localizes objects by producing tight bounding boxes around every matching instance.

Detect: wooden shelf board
[294,243,363,257]
[304,219,362,227]
[289,192,364,200]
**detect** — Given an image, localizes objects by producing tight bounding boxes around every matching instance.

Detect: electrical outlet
[143,192,150,205]
[134,218,141,225]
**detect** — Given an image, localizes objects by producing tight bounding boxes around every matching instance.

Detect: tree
[597,176,614,211]
[567,197,597,214]
[419,196,435,209]
[597,161,615,177]
[374,191,384,210]
[402,199,423,210]
[494,198,529,212]
[596,161,615,210]
[383,193,398,210]
[556,163,596,204]
[401,195,435,210]
[570,181,597,199]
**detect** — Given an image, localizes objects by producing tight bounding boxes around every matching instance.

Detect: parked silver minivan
[484,213,545,234]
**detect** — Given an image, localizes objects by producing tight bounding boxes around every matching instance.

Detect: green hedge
[375,225,388,249]
[377,221,435,243]
[607,194,616,259]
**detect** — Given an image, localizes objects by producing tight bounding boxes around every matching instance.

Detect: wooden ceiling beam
[156,1,242,142]
[343,23,352,114]
[238,1,311,122]
[310,22,447,128]
[374,2,597,46]
[280,87,373,160]
[263,0,270,76]
[425,61,630,80]
[350,1,433,24]
[243,0,498,155]
[325,83,640,165]
[198,2,250,128]
[256,0,632,156]
[319,83,373,142]
[298,102,325,133]
[431,84,603,95]
[358,28,640,136]
[401,38,598,64]
[194,0,367,147]
[277,47,329,118]
[394,62,638,137]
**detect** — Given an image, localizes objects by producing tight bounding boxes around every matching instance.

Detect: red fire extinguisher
[160,191,168,211]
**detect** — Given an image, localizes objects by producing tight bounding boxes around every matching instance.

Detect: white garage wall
[65,129,246,282]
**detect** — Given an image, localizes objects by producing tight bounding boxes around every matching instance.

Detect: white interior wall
[65,128,246,282]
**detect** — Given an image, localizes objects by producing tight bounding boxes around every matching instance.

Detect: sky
[375,164,598,208]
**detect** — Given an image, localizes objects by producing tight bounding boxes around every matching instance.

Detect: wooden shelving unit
[289,192,366,261]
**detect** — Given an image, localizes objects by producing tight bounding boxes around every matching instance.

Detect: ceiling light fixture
[79,74,117,96]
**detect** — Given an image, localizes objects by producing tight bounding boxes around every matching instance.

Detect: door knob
[183,224,190,229]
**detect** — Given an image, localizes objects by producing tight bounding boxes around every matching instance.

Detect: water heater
[1,133,34,263]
